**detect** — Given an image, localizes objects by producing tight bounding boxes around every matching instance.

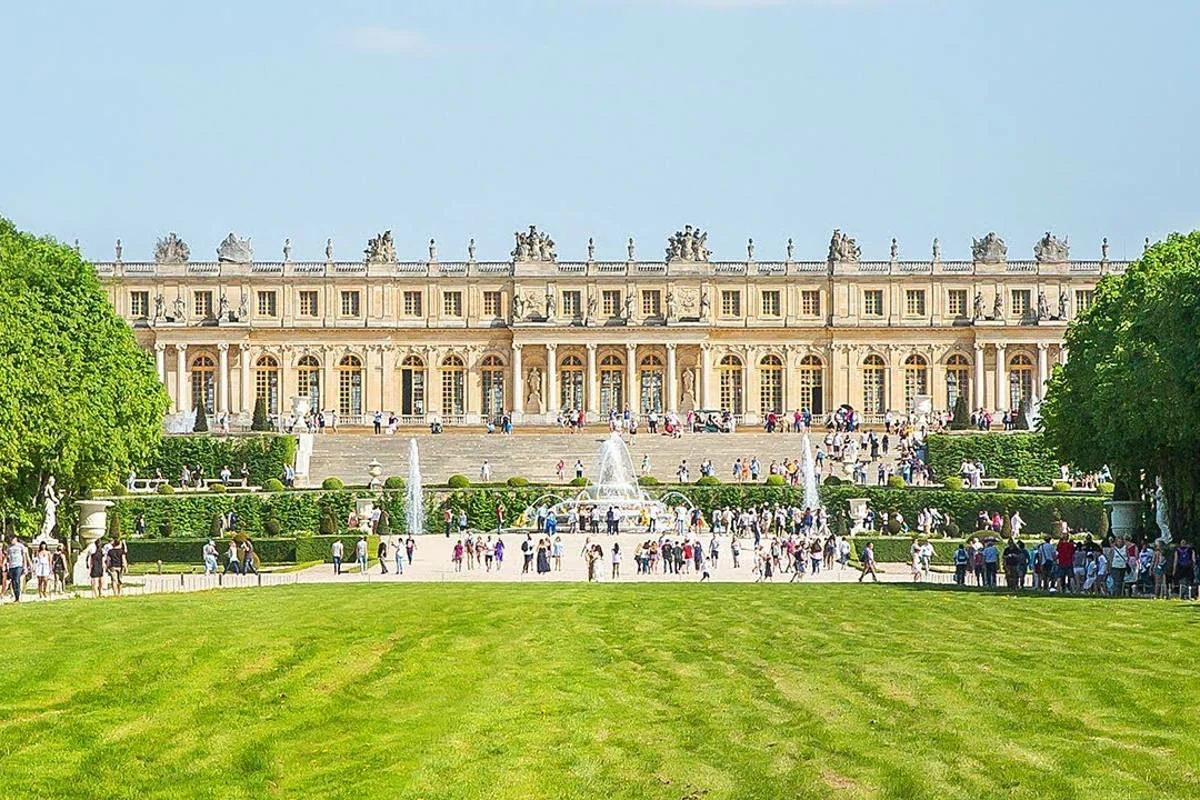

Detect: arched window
[903,354,929,413]
[400,355,425,416]
[1009,353,1034,410]
[254,355,280,417]
[639,354,664,414]
[480,355,505,420]
[441,354,465,416]
[946,354,970,410]
[599,354,624,415]
[862,354,886,414]
[560,355,584,412]
[337,355,363,418]
[759,354,784,416]
[191,354,215,413]
[798,355,824,415]
[297,355,321,413]
[718,354,744,415]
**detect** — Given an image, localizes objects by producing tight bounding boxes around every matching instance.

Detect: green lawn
[2,584,1198,800]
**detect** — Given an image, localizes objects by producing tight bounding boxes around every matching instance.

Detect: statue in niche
[680,368,697,413]
[526,367,543,413]
[992,290,1004,320]
[973,292,984,321]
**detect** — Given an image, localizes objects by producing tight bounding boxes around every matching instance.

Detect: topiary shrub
[949,394,970,430]
[158,514,173,538]
[318,504,338,536]
[887,475,907,489]
[193,402,209,433]
[943,477,964,491]
[696,476,720,487]
[944,520,961,538]
[264,517,283,537]
[638,475,660,487]
[1097,482,1115,496]
[886,517,902,535]
[765,474,786,486]
[383,476,405,490]
[156,484,175,495]
[447,474,471,489]
[209,514,225,539]
[1052,480,1071,493]
[209,483,227,494]
[262,478,285,493]
[506,476,530,488]
[569,477,587,487]
[251,396,271,432]
[376,509,391,536]
[107,507,122,538]
[824,475,843,486]
[110,483,129,497]
[997,478,1019,491]
[321,477,345,491]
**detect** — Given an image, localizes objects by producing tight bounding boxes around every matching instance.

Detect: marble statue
[973,292,985,321]
[468,238,476,261]
[586,292,597,318]
[587,237,595,261]
[682,369,695,395]
[699,292,711,319]
[172,295,186,320]
[1144,237,1151,252]
[217,232,253,263]
[545,291,556,318]
[283,238,291,262]
[680,368,696,412]
[786,238,794,260]
[1058,290,1068,320]
[1036,290,1050,321]
[1155,479,1172,544]
[153,293,165,321]
[217,293,230,321]
[666,225,711,262]
[1101,237,1109,261]
[993,290,1004,319]
[933,237,941,261]
[512,292,526,320]
[74,239,80,253]
[364,231,397,264]
[972,232,1007,263]
[511,225,556,262]
[890,238,898,261]
[827,229,861,263]
[527,367,543,412]
[627,237,635,261]
[237,294,249,321]
[746,238,754,260]
[1033,231,1069,263]
[429,239,437,261]
[154,232,190,264]
[39,475,60,542]
[666,290,678,320]
[325,238,333,261]
[115,238,123,261]
[623,294,634,320]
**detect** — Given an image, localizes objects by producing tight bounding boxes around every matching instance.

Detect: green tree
[1042,232,1200,531]
[949,394,970,430]
[0,219,167,533]
[251,396,270,432]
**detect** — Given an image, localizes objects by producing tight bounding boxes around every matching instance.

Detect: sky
[3,0,1197,263]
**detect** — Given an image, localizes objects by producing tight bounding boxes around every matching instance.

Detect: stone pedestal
[1105,500,1142,540]
[848,498,870,534]
[73,499,111,586]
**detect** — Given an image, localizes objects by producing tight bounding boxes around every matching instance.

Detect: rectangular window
[483,290,502,318]
[130,291,149,318]
[442,290,463,317]
[562,290,582,318]
[863,289,883,317]
[194,291,213,319]
[720,290,742,317]
[340,290,361,317]
[256,290,277,317]
[1011,289,1031,318]
[905,289,927,317]
[947,289,967,318]
[602,290,621,317]
[298,290,319,318]
[760,290,781,317]
[1074,289,1094,313]
[641,290,662,317]
[800,289,821,317]
[403,291,423,317]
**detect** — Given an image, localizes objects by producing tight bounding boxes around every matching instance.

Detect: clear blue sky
[3,0,1197,262]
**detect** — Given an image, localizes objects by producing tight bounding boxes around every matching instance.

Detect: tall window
[256,290,278,317]
[442,291,463,317]
[905,289,927,317]
[720,290,742,317]
[760,290,781,317]
[801,290,821,317]
[946,354,970,409]
[400,355,425,416]
[1009,354,1034,410]
[562,291,582,319]
[480,355,505,419]
[641,290,662,318]
[340,290,361,317]
[759,355,784,416]
[862,354,886,414]
[560,355,584,411]
[194,291,213,319]
[337,355,363,418]
[718,355,743,415]
[403,291,423,317]
[297,355,320,411]
[863,290,883,317]
[1011,289,1031,319]
[599,354,624,415]
[798,355,823,414]
[130,291,149,318]
[1074,289,1094,314]
[191,355,215,413]
[639,354,664,414]
[441,355,465,416]
[947,289,968,318]
[298,290,319,318]
[903,354,929,412]
[602,290,621,317]
[483,291,503,318]
[254,355,280,416]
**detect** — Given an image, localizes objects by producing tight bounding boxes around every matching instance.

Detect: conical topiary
[193,400,209,432]
[950,394,970,430]
[251,396,270,432]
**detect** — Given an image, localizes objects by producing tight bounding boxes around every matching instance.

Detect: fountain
[801,434,821,511]
[406,438,424,535]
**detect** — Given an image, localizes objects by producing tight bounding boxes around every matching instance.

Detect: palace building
[95,226,1126,427]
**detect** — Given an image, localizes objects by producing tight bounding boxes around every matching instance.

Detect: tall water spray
[406,438,424,535]
[801,434,821,511]
[590,433,642,502]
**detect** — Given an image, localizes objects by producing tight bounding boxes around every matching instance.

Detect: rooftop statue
[1033,231,1069,263]
[827,229,861,263]
[217,232,253,264]
[512,225,556,262]
[666,225,711,262]
[154,232,190,264]
[364,230,397,264]
[972,232,1007,263]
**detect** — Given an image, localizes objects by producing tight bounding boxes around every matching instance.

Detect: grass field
[2,584,1198,800]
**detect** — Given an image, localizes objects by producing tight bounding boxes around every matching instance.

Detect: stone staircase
[307,429,905,486]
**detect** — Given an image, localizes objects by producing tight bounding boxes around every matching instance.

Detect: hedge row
[125,534,380,565]
[137,434,297,486]
[925,432,1060,486]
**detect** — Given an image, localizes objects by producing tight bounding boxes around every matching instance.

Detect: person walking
[394,539,405,575]
[857,542,878,582]
[241,540,258,576]
[88,540,106,597]
[377,538,389,574]
[355,535,368,574]
[107,536,128,596]
[331,539,344,575]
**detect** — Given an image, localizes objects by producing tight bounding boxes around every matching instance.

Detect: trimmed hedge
[852,537,963,565]
[926,432,1059,486]
[447,474,471,489]
[140,434,296,485]
[125,534,380,566]
[321,477,345,491]
[383,476,405,490]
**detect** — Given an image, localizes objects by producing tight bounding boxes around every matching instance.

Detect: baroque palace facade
[95,226,1126,427]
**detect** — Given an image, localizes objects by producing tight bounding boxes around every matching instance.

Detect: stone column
[320,352,334,413]
[512,343,523,416]
[175,344,189,412]
[545,344,559,414]
[586,343,599,419]
[154,343,166,386]
[1036,342,1049,396]
[994,343,1007,412]
[699,343,712,409]
[973,344,985,410]
[665,343,678,413]
[217,343,230,413]
[239,344,253,414]
[625,343,638,413]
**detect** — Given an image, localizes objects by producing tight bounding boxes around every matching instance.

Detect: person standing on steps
[857,542,878,583]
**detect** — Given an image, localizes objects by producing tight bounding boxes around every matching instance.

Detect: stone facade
[95,229,1124,427]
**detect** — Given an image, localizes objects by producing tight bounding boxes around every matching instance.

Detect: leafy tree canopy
[0,218,167,533]
[1041,231,1200,529]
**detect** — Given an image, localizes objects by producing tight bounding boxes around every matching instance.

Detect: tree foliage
[0,218,167,532]
[1041,232,1200,530]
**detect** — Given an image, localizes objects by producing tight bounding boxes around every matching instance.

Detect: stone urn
[847,498,870,535]
[367,458,383,490]
[73,499,112,586]
[1105,500,1142,540]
